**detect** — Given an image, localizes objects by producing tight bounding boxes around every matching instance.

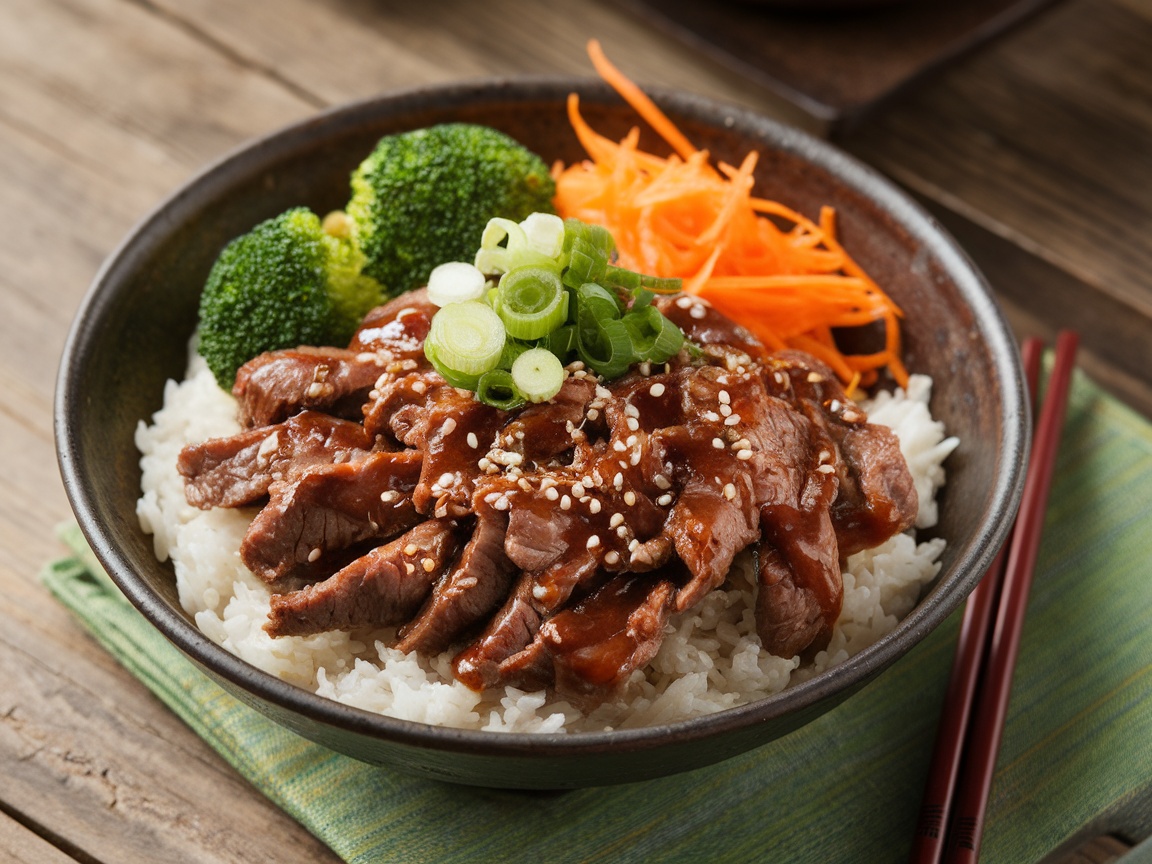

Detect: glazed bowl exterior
[56,78,1028,788]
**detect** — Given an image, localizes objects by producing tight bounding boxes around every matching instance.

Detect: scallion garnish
[424,299,505,376]
[494,264,569,340]
[510,347,565,403]
[426,214,690,407]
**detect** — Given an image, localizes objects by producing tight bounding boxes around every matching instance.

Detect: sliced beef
[264,518,465,638]
[347,287,437,361]
[829,423,918,556]
[766,350,918,556]
[655,294,765,359]
[452,572,543,691]
[240,449,423,583]
[412,389,504,518]
[178,411,373,509]
[362,369,445,443]
[496,376,598,463]
[233,347,386,428]
[498,572,679,701]
[756,483,843,658]
[393,515,516,655]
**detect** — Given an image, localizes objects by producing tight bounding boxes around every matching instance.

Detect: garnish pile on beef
[178,289,918,703]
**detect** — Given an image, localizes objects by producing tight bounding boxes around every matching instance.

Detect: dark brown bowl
[55,78,1028,789]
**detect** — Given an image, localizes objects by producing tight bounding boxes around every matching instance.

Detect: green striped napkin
[42,369,1152,863]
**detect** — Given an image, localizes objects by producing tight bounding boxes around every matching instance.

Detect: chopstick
[911,330,1079,864]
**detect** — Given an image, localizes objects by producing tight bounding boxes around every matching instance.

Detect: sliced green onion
[425,300,505,376]
[499,338,532,370]
[474,216,557,275]
[511,348,565,403]
[578,317,634,379]
[623,305,685,363]
[495,265,569,340]
[640,273,683,294]
[543,324,577,359]
[427,261,487,307]
[521,213,566,259]
[561,219,615,289]
[476,369,526,411]
[424,341,481,390]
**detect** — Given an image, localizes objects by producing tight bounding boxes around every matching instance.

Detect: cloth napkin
[42,368,1152,864]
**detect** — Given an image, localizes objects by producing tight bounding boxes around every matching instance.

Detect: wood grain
[1,0,1149,860]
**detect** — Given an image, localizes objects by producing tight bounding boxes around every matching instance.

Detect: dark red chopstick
[911,331,1079,864]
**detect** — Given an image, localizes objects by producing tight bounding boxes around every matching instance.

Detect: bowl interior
[56,78,1027,787]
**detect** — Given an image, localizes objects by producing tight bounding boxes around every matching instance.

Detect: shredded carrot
[554,40,910,388]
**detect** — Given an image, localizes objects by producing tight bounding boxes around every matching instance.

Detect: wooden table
[2,1,1148,860]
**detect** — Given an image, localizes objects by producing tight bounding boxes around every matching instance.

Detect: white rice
[136,347,958,733]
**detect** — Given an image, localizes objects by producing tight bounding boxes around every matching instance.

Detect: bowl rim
[55,75,1029,758]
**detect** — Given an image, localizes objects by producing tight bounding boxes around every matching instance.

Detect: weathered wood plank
[842,0,1152,412]
[0,811,80,864]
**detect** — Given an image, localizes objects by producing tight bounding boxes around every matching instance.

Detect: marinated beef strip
[347,287,437,359]
[452,571,543,691]
[496,571,680,700]
[233,347,388,429]
[240,449,423,584]
[264,518,465,637]
[393,514,516,655]
[178,411,374,509]
[495,376,599,463]
[766,351,918,556]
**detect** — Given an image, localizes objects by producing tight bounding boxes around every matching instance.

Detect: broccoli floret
[346,123,555,297]
[197,207,385,388]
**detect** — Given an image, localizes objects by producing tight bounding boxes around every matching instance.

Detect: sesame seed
[817,464,836,474]
[560,495,572,510]
[625,404,640,419]
[457,576,478,589]
[676,295,693,309]
[586,535,601,549]
[540,477,557,490]
[808,372,824,383]
[718,390,731,404]
[725,414,741,426]
[736,449,753,461]
[572,482,586,497]
[626,434,637,447]
[650,382,666,397]
[610,513,625,528]
[532,584,548,600]
[657,494,673,506]
[380,490,400,503]
[518,477,533,491]
[842,410,862,423]
[441,418,457,435]
[306,382,325,399]
[640,362,652,377]
[655,474,671,490]
[719,404,732,417]
[818,450,831,463]
[545,487,560,501]
[403,544,418,556]
[704,411,720,422]
[307,547,321,563]
[629,539,640,552]
[689,305,706,319]
[422,558,436,573]
[587,408,600,421]
[829,399,842,413]
[493,496,510,511]
[712,438,725,449]
[404,562,415,575]
[605,551,620,565]
[624,490,636,506]
[412,380,427,395]
[616,525,629,538]
[626,417,639,432]
[723,483,736,500]
[477,457,492,471]
[630,452,642,466]
[437,472,454,487]
[614,473,624,490]
[613,440,627,452]
[589,499,602,514]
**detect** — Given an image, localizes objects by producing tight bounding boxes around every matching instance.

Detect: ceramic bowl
[56,78,1028,788]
